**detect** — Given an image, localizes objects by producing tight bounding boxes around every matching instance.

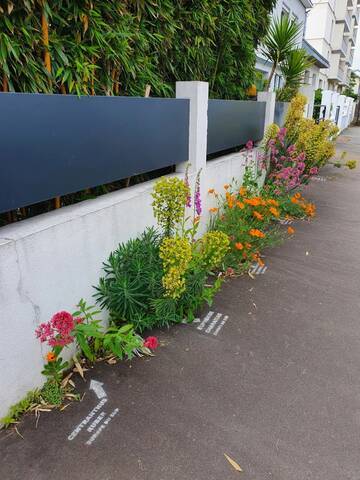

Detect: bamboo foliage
[0,0,276,99]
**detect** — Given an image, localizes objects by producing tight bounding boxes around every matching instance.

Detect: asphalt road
[1,128,360,480]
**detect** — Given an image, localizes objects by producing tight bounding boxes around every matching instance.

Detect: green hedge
[0,0,275,99]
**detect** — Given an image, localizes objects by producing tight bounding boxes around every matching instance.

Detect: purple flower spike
[184,164,191,208]
[194,171,202,216]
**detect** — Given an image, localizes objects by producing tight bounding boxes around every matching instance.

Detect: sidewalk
[1,128,360,480]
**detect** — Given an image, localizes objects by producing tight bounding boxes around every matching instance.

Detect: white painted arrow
[89,380,107,399]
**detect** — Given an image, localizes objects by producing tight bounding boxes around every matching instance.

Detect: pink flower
[51,311,74,335]
[309,166,318,175]
[298,152,306,162]
[246,140,254,150]
[297,162,305,172]
[184,166,191,208]
[287,144,296,154]
[144,336,159,350]
[35,310,75,348]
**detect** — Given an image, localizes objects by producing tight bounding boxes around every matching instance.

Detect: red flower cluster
[35,311,82,347]
[143,336,159,350]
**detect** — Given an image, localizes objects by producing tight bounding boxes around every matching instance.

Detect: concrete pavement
[1,127,360,479]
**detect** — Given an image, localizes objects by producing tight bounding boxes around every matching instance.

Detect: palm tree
[261,16,303,91]
[276,48,313,101]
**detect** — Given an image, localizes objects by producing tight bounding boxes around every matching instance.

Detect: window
[312,73,317,86]
[274,73,282,89]
[319,79,323,88]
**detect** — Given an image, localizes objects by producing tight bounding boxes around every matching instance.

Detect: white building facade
[305,0,360,91]
[256,0,313,90]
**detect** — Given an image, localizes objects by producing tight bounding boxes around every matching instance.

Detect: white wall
[0,81,274,420]
[0,151,260,420]
[321,88,354,129]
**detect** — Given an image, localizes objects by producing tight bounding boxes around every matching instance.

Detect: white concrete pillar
[321,90,332,120]
[257,91,276,131]
[175,81,209,174]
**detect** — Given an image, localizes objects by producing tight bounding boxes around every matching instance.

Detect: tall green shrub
[0,0,276,98]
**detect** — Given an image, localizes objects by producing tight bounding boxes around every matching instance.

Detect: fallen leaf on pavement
[224,453,243,472]
[73,356,85,379]
[106,356,117,365]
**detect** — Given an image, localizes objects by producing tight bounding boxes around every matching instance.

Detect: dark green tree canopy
[0,0,276,99]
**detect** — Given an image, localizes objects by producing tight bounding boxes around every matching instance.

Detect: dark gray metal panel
[207,100,266,155]
[274,101,290,127]
[0,93,189,213]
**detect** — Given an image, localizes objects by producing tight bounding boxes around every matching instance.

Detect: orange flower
[253,211,263,220]
[244,197,261,206]
[46,352,56,362]
[224,184,230,190]
[291,196,298,204]
[257,257,265,267]
[249,228,265,238]
[209,207,218,213]
[294,192,301,199]
[208,188,215,194]
[235,242,244,250]
[236,201,245,209]
[287,226,295,235]
[269,207,280,218]
[226,192,235,209]
[239,186,247,196]
[267,199,279,206]
[194,216,201,224]
[242,251,247,258]
[304,203,316,217]
[245,242,252,249]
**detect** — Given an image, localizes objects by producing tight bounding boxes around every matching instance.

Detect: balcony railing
[337,9,352,31]
[345,10,352,30]
[342,38,349,56]
[349,49,354,66]
[353,10,359,25]
[338,67,346,83]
